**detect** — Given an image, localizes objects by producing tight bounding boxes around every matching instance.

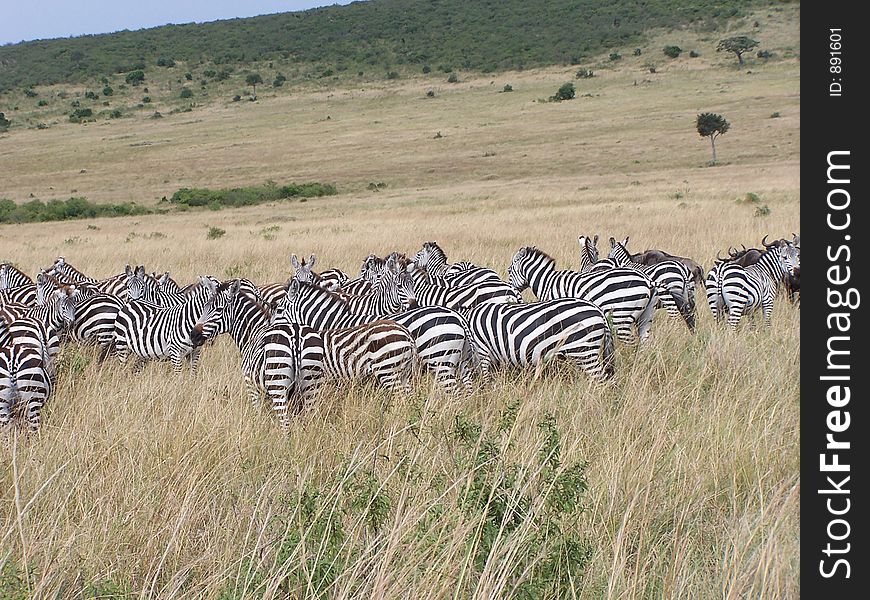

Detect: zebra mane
[521,246,556,265]
[289,279,353,309]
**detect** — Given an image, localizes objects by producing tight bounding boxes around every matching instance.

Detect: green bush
[103,86,113,96]
[84,90,98,100]
[386,71,400,79]
[180,87,193,98]
[37,99,49,106]
[502,83,513,92]
[169,181,337,209]
[664,45,683,58]
[69,107,94,123]
[551,82,575,101]
[0,196,152,223]
[185,72,193,80]
[447,72,459,83]
[609,52,622,61]
[24,88,38,97]
[207,226,226,239]
[156,57,176,67]
[125,70,145,85]
[689,50,700,58]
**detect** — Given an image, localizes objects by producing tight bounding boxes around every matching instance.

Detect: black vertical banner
[803,3,865,596]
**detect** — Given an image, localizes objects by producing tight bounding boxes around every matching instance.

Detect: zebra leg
[244,375,262,408]
[635,296,658,343]
[762,298,775,327]
[23,388,46,433]
[726,299,747,330]
[189,347,202,374]
[0,381,12,431]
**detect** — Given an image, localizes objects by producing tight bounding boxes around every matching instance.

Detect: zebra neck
[748,255,785,284]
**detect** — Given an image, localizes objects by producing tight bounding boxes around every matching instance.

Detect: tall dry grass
[0,7,799,597]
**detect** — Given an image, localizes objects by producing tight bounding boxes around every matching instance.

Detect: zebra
[278,280,475,394]
[0,318,53,435]
[190,280,325,426]
[1,287,77,382]
[401,260,521,312]
[466,298,615,383]
[0,281,38,306]
[715,237,800,328]
[66,292,125,359]
[290,254,347,291]
[113,276,227,372]
[0,263,33,289]
[47,257,129,299]
[317,320,417,395]
[125,265,191,306]
[412,241,505,286]
[507,246,659,344]
[604,237,696,331]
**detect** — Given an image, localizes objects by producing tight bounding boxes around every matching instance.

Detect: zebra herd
[0,233,799,433]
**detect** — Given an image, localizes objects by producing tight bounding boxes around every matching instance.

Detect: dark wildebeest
[619,238,706,288]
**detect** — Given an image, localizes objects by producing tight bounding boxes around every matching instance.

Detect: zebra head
[413,241,448,273]
[507,246,536,292]
[35,270,56,306]
[607,236,631,266]
[47,286,77,328]
[577,235,601,271]
[124,265,148,301]
[763,236,800,278]
[360,254,386,283]
[190,278,240,347]
[387,258,418,310]
[290,253,317,284]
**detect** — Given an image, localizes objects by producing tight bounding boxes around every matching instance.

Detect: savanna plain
[0,8,800,599]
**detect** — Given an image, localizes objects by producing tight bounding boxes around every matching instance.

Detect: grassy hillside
[0,5,799,597]
[0,0,771,91]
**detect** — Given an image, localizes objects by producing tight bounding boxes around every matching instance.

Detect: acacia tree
[246,73,263,97]
[717,36,759,65]
[696,113,730,163]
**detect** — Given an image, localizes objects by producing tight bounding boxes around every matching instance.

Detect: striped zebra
[604,237,696,331]
[0,318,53,434]
[1,287,77,382]
[290,254,349,291]
[113,276,227,372]
[0,263,33,289]
[508,246,659,344]
[190,280,325,426]
[67,292,125,359]
[402,260,521,312]
[318,320,417,394]
[47,257,129,299]
[714,237,799,328]
[413,241,505,286]
[125,265,191,306]
[466,298,615,383]
[278,280,475,394]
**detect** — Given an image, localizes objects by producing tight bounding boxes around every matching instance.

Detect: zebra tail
[458,318,481,386]
[600,318,616,381]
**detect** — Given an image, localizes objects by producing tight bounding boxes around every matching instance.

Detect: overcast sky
[1,1,358,45]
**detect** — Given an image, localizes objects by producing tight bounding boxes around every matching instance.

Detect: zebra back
[0,263,33,289]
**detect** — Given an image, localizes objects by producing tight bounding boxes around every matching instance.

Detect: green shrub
[754,204,771,217]
[447,72,459,83]
[633,48,642,56]
[770,111,781,118]
[0,196,152,223]
[422,65,431,74]
[551,82,575,101]
[664,45,683,58]
[689,50,700,58]
[180,87,193,98]
[37,99,49,106]
[142,96,152,103]
[103,86,114,96]
[125,70,145,85]
[207,226,226,239]
[69,107,93,123]
[502,83,513,92]
[185,72,193,80]
[156,57,176,67]
[609,52,622,61]
[386,71,400,79]
[84,90,98,100]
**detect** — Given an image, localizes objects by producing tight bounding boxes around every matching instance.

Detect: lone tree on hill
[696,113,730,164]
[246,73,263,97]
[717,36,759,66]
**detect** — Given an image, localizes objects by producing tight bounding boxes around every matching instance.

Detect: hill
[0,0,768,91]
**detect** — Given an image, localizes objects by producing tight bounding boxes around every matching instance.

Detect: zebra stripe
[190,279,325,426]
[508,246,658,344]
[403,262,521,312]
[413,241,505,286]
[604,237,696,331]
[319,320,417,394]
[113,276,224,372]
[0,325,53,433]
[48,257,129,299]
[278,280,474,394]
[717,241,799,328]
[0,263,33,289]
[466,298,615,383]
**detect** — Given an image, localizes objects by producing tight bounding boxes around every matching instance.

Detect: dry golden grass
[0,7,799,599]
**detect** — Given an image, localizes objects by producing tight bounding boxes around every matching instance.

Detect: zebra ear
[136,265,145,278]
[609,237,616,248]
[792,233,800,247]
[286,278,300,300]
[159,272,170,285]
[230,279,241,297]
[200,276,217,294]
[309,254,316,267]
[290,254,300,269]
[56,256,65,266]
[125,264,132,277]
[621,236,629,247]
[37,270,47,284]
